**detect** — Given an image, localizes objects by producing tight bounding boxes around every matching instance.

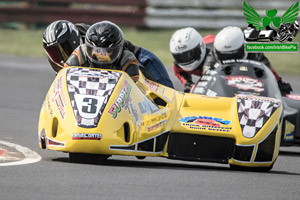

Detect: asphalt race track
[0,54,300,200]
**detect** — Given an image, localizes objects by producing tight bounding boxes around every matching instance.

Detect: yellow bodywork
[38,67,282,168]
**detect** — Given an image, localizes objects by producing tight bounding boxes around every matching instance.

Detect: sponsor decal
[180,116,231,125]
[193,70,218,95]
[181,123,232,132]
[131,103,139,124]
[71,71,118,79]
[201,75,213,81]
[206,89,217,97]
[238,95,281,104]
[144,79,166,94]
[72,133,102,140]
[146,119,167,132]
[284,120,295,142]
[240,66,248,71]
[195,118,221,127]
[143,79,171,102]
[52,76,68,119]
[237,91,260,96]
[138,97,160,115]
[205,69,218,75]
[175,44,187,51]
[141,112,168,126]
[47,138,65,147]
[180,116,232,132]
[286,94,300,100]
[201,95,220,99]
[225,75,264,92]
[197,81,209,87]
[108,80,138,123]
[193,82,210,94]
[193,87,205,94]
[108,80,132,119]
[222,59,261,65]
[46,95,53,118]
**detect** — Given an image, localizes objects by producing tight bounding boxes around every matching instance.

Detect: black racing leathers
[64,44,139,82]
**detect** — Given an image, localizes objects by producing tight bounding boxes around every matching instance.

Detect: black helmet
[43,20,82,65]
[85,21,124,67]
[74,23,91,41]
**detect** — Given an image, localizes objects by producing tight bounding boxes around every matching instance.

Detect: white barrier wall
[145,0,298,29]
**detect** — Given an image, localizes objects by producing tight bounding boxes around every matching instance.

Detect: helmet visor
[215,45,245,61]
[172,44,201,66]
[86,43,122,65]
[44,43,71,65]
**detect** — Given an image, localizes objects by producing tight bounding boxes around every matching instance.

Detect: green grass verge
[0,27,299,75]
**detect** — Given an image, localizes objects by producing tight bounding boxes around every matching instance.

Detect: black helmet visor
[44,41,74,64]
[172,44,201,66]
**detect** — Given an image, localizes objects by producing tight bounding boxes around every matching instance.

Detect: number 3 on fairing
[82,98,97,113]
[74,94,105,119]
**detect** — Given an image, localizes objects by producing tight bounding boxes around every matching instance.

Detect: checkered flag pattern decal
[237,95,281,138]
[66,68,121,128]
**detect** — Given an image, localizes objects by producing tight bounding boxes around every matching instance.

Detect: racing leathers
[124,40,174,88]
[73,23,173,88]
[64,44,140,82]
[47,22,173,88]
[172,35,215,92]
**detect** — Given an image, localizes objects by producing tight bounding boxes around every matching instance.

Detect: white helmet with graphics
[214,26,247,61]
[170,27,206,71]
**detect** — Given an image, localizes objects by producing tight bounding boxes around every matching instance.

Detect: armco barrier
[145,0,295,29]
[0,0,147,27]
[0,0,293,29]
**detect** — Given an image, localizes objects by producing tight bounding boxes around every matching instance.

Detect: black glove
[278,78,293,96]
[184,81,194,93]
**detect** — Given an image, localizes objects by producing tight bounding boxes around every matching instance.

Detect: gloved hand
[278,78,293,96]
[184,80,194,93]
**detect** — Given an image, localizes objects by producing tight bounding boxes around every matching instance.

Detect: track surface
[1,54,300,200]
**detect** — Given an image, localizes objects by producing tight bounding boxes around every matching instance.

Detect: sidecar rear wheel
[136,156,146,160]
[230,163,273,172]
[69,153,110,164]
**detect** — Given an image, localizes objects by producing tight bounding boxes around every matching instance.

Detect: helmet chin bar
[178,58,203,72]
[87,58,113,69]
[215,44,246,61]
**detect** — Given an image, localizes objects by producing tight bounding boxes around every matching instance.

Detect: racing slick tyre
[69,153,110,164]
[230,164,274,172]
[136,156,146,160]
